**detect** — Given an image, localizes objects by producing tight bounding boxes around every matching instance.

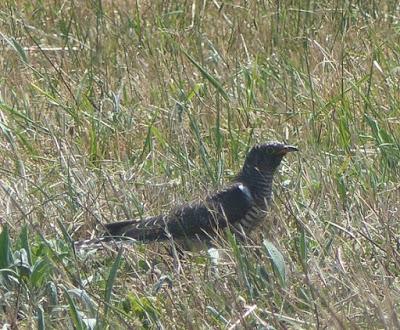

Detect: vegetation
[0,1,399,328]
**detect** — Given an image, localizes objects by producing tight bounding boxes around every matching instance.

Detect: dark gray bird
[75,142,297,248]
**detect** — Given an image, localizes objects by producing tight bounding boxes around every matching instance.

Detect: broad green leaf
[263,239,287,287]
[31,258,53,287]
[68,288,97,316]
[13,248,31,277]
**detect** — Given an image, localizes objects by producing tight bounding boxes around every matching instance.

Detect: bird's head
[244,142,298,173]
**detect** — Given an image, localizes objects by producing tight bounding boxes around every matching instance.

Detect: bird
[75,142,297,249]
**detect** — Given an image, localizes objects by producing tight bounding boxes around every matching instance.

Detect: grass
[0,0,399,328]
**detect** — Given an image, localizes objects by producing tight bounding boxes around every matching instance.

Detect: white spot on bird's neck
[238,183,252,200]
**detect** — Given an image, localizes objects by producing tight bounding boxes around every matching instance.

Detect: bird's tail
[73,236,109,250]
[73,234,137,250]
[73,220,139,250]
[103,220,139,236]
[74,217,166,250]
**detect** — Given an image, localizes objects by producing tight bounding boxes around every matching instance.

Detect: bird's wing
[103,182,253,241]
[160,182,254,239]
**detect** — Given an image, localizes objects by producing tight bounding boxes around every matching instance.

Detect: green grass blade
[63,286,86,330]
[1,33,28,64]
[104,248,123,317]
[181,48,229,101]
[37,305,46,330]
[18,225,32,266]
[0,226,12,269]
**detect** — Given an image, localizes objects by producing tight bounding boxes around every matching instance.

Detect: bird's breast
[236,172,274,231]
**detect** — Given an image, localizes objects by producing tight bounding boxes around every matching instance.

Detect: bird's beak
[278,145,298,155]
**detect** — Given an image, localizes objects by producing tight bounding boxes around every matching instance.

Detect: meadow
[0,1,399,328]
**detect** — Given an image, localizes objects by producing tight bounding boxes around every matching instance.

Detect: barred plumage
[75,142,297,248]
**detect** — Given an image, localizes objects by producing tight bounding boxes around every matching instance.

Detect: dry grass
[0,1,399,328]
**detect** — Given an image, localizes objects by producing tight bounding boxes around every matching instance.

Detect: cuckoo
[76,142,297,248]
